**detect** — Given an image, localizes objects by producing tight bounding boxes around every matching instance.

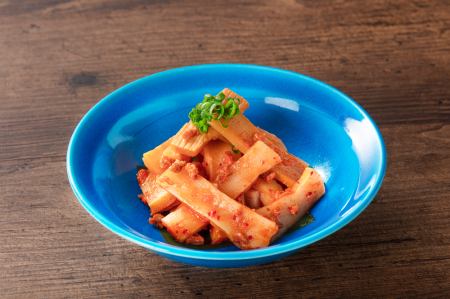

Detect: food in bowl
[136,88,325,250]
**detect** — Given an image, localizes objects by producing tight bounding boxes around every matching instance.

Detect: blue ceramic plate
[67,64,386,267]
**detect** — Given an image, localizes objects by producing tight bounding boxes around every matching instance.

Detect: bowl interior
[68,65,385,255]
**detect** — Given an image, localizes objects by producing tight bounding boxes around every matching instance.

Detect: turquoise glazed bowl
[67,64,386,267]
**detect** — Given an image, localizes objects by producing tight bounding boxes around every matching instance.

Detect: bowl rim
[67,63,387,261]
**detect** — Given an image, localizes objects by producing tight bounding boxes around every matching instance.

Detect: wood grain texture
[0,0,449,298]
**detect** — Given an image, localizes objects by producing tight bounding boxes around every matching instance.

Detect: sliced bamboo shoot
[170,88,250,157]
[165,138,240,244]
[161,144,189,162]
[157,163,278,249]
[171,122,220,156]
[272,155,308,187]
[139,171,179,214]
[253,125,308,187]
[257,167,325,238]
[142,138,172,174]
[218,141,281,199]
[148,194,179,215]
[210,224,228,245]
[221,88,250,112]
[252,178,284,206]
[162,138,240,244]
[161,204,208,243]
[210,114,308,187]
[256,127,287,151]
[210,114,256,153]
[244,189,262,209]
[185,234,205,245]
[202,140,240,181]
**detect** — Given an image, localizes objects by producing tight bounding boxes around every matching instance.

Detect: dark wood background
[1,0,449,298]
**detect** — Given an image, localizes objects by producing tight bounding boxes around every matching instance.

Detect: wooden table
[1,1,449,298]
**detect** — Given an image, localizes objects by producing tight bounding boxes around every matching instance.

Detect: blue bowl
[67,64,386,267]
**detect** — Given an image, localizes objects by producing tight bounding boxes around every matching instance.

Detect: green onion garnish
[188,92,241,133]
[231,145,241,154]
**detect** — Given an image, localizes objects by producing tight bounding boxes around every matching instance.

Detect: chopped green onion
[231,145,241,154]
[188,92,240,133]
